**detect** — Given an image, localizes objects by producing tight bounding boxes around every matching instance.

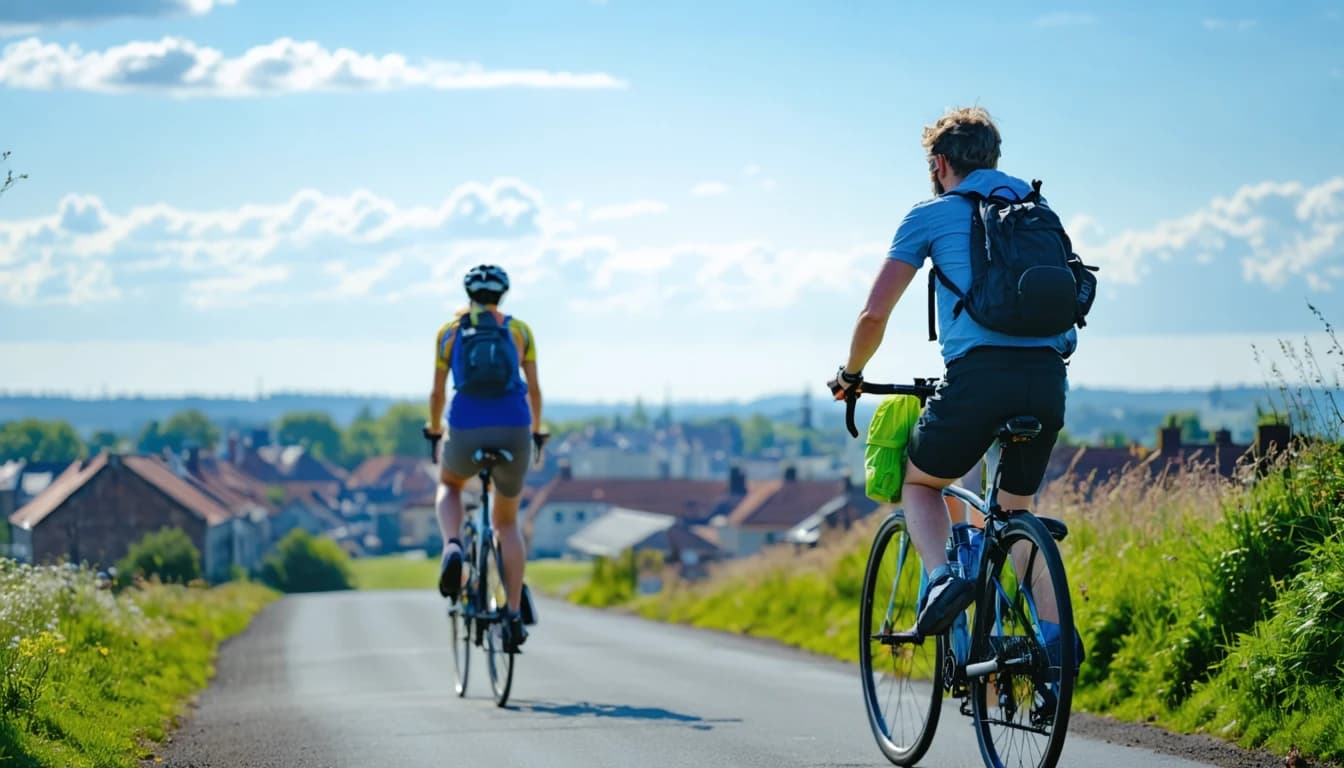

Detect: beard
[931,172,945,196]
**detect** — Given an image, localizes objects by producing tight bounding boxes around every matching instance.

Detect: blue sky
[0,0,1341,401]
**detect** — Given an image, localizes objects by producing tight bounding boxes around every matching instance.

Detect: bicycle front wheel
[859,512,944,766]
[969,513,1074,768]
[482,539,515,707]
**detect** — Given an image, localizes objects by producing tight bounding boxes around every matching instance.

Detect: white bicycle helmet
[463,264,510,303]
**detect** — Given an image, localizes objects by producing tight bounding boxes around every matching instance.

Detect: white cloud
[1202,18,1257,30]
[0,36,629,95]
[690,181,729,198]
[0,179,549,306]
[586,199,669,222]
[1033,13,1097,27]
[0,0,232,36]
[1069,177,1344,290]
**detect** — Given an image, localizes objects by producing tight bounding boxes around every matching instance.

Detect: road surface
[158,591,1256,768]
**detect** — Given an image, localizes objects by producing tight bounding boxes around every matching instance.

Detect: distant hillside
[0,386,1283,446]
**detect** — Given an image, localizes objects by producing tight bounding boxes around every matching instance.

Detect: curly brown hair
[921,107,1001,176]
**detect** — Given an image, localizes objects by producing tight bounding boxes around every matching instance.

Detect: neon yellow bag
[865,394,923,504]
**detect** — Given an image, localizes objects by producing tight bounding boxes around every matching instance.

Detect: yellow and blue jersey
[435,308,536,429]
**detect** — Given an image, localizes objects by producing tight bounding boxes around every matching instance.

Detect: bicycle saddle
[998,416,1042,444]
[473,448,514,466]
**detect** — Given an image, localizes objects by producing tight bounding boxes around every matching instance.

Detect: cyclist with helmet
[425,264,545,652]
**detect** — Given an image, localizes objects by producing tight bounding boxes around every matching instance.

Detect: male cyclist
[425,264,545,652]
[833,107,1075,638]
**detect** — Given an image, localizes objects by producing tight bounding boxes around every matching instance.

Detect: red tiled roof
[526,478,741,523]
[192,457,275,512]
[728,480,846,530]
[8,456,99,529]
[347,456,438,496]
[123,456,234,526]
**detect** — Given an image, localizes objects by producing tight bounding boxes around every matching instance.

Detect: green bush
[569,551,636,607]
[260,530,354,593]
[115,528,202,588]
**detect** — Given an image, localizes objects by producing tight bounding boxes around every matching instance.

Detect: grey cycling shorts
[442,425,532,497]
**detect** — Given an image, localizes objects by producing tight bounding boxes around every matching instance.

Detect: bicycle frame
[459,462,503,640]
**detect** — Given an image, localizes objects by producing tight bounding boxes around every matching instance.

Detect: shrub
[260,530,354,593]
[115,528,202,588]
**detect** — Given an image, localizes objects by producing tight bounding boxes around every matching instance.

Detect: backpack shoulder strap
[927,266,967,342]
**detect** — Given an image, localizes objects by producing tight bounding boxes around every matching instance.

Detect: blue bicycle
[845,379,1077,768]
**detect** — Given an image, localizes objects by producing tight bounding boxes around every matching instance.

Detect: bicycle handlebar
[828,378,939,439]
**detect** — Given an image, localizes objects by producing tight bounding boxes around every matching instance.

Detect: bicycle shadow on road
[510,700,742,731]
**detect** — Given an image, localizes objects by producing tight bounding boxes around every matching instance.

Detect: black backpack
[451,311,522,398]
[928,180,1098,342]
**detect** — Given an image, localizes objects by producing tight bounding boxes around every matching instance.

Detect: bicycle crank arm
[964,654,1031,678]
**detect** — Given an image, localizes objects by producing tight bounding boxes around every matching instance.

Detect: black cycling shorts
[907,346,1066,497]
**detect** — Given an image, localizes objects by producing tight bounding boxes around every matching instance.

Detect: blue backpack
[450,311,522,398]
[928,180,1098,342]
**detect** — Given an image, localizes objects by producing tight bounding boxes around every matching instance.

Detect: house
[525,466,751,558]
[7,453,258,582]
[718,467,877,558]
[566,507,721,563]
[0,460,77,524]
[1042,422,1293,493]
[344,456,444,553]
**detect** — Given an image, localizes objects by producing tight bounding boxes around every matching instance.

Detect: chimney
[658,460,671,480]
[1214,429,1232,447]
[558,458,573,481]
[227,432,240,463]
[186,446,201,476]
[1158,426,1182,457]
[728,464,747,496]
[1256,423,1291,459]
[783,465,798,483]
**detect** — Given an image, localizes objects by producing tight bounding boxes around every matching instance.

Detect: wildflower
[98,646,109,657]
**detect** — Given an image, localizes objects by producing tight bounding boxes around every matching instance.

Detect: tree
[140,410,220,453]
[260,529,353,593]
[630,398,650,429]
[115,528,202,588]
[276,411,343,463]
[742,414,777,456]
[0,150,26,200]
[0,419,85,463]
[88,430,123,454]
[342,406,381,468]
[1101,431,1131,449]
[379,402,427,457]
[1163,411,1209,443]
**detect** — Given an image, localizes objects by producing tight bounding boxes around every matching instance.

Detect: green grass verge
[0,564,277,768]
[617,442,1344,763]
[351,554,591,597]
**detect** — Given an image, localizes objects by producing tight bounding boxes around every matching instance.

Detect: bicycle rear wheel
[969,514,1074,768]
[482,539,515,707]
[448,598,470,697]
[860,512,944,766]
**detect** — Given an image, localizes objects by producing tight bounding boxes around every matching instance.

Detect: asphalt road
[158,591,1234,768]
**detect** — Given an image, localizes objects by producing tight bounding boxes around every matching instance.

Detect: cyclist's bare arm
[428,365,449,436]
[846,259,918,374]
[522,359,542,433]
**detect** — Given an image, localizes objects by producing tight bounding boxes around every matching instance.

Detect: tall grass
[623,310,1344,762]
[0,562,276,767]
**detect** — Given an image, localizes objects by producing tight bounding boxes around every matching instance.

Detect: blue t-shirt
[887,169,1078,365]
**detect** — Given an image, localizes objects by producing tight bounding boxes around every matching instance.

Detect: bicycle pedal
[520,584,538,626]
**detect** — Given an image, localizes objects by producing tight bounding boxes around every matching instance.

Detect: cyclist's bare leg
[998,489,1059,624]
[436,470,468,556]
[491,491,526,612]
[902,460,958,575]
